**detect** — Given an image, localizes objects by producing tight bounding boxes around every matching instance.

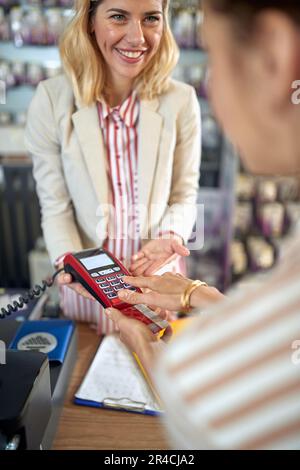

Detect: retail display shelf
[0,125,25,155]
[0,42,60,64]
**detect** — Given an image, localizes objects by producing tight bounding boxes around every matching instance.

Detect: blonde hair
[59,0,179,106]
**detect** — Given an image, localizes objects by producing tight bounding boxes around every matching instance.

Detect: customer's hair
[208,0,300,39]
[59,0,179,106]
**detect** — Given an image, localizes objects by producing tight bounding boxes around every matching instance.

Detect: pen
[132,352,163,409]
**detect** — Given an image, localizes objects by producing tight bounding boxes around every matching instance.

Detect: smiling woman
[91,0,165,104]
[60,0,178,105]
[25,0,201,333]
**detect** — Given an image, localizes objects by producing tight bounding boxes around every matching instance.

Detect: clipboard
[74,334,163,416]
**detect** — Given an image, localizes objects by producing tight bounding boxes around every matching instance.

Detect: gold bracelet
[180,280,208,313]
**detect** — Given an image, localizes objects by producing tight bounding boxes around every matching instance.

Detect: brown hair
[208,0,300,38]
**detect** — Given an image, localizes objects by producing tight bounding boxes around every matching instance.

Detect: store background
[0,0,300,307]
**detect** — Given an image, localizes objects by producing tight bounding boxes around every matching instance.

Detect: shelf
[0,42,61,113]
[0,125,26,155]
[1,85,35,113]
[0,42,60,65]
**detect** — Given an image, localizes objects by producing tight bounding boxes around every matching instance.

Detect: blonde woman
[25,0,201,333]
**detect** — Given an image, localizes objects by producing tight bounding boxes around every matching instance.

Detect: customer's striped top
[155,228,300,449]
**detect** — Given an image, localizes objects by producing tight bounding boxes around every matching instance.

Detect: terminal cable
[0,268,64,319]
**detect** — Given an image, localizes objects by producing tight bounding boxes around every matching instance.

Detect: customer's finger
[150,306,166,319]
[105,307,124,325]
[118,289,151,305]
[123,275,159,290]
[118,288,180,311]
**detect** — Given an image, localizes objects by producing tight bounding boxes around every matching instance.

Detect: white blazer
[25,74,201,264]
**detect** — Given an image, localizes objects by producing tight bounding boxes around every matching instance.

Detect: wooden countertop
[52,323,170,450]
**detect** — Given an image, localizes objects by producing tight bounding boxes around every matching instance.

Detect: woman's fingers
[71,283,96,300]
[123,275,158,289]
[57,272,73,285]
[129,256,150,273]
[171,240,190,257]
[129,256,149,272]
[145,251,169,261]
[131,251,145,262]
[118,288,181,311]
[118,289,152,305]
[131,260,153,276]
[57,273,95,300]
[105,307,124,325]
[124,273,185,293]
[143,255,177,276]
[143,260,165,276]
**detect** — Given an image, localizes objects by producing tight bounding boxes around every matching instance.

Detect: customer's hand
[130,236,190,276]
[105,308,157,351]
[118,272,225,311]
[104,307,171,373]
[118,273,191,311]
[57,272,96,301]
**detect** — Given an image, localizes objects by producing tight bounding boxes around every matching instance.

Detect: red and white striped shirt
[98,90,141,266]
[61,92,141,333]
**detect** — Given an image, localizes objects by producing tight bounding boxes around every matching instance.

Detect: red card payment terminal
[63,248,168,334]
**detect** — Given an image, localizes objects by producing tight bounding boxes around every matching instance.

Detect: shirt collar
[98,91,139,128]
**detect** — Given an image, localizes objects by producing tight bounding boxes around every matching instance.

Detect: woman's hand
[130,235,190,276]
[57,271,96,301]
[105,308,158,352]
[104,307,171,373]
[118,272,225,311]
[118,273,191,311]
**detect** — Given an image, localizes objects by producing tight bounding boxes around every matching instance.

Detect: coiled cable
[0,268,64,319]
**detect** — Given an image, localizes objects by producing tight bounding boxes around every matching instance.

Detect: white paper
[75,334,162,414]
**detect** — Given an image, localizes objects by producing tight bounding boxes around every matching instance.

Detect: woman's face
[92,0,164,85]
[203,5,300,176]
